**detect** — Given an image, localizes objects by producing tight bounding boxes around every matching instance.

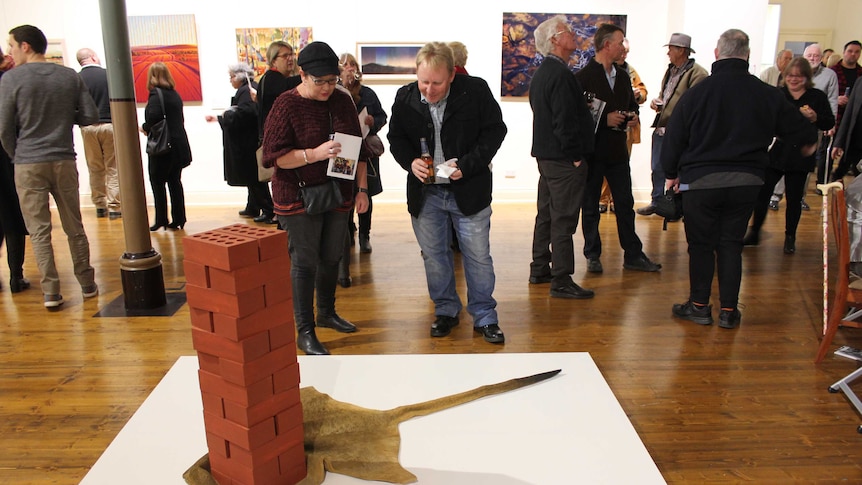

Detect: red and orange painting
[128,14,202,103]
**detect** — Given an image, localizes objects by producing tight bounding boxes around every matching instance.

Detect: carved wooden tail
[390,369,561,422]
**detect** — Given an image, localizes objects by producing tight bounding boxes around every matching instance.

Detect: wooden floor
[2,198,862,483]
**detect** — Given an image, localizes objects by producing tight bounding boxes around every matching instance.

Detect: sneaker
[82,284,99,298]
[768,199,779,211]
[636,205,657,216]
[44,294,64,308]
[800,199,810,211]
[587,258,603,273]
[95,208,108,218]
[672,301,713,325]
[718,308,742,329]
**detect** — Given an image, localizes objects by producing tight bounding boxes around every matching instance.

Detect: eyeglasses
[311,76,340,86]
[552,30,572,38]
[274,52,294,60]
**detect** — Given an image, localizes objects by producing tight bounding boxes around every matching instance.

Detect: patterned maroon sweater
[262,88,364,215]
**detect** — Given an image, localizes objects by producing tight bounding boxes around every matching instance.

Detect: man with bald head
[760,49,793,87]
[77,47,120,219]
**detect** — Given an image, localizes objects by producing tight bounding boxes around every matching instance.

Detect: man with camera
[575,23,661,274]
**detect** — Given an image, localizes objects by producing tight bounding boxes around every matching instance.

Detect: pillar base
[119,250,167,310]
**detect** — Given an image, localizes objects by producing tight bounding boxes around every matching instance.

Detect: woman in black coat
[206,63,276,223]
[142,62,192,231]
[745,57,835,253]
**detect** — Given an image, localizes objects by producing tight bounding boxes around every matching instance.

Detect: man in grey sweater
[0,24,99,308]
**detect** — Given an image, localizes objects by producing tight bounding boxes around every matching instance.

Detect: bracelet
[302,149,309,164]
[358,187,368,193]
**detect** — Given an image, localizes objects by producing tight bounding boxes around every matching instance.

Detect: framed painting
[777,29,833,57]
[356,43,424,83]
[128,14,202,103]
[236,27,313,80]
[501,13,627,97]
[45,39,66,66]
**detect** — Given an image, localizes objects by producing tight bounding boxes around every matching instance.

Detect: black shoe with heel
[150,223,167,231]
[167,222,185,230]
[784,234,796,254]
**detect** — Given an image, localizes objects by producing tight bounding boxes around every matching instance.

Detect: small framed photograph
[356,42,425,83]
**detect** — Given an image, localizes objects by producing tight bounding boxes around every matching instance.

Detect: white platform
[81,353,665,484]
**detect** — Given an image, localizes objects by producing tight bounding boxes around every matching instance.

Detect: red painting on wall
[128,14,202,103]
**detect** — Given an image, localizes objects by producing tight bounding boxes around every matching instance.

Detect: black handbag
[146,88,172,156]
[299,179,343,215]
[654,188,683,230]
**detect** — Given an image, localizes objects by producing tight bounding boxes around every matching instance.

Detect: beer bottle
[420,137,435,184]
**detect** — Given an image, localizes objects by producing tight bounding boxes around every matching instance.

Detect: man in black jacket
[528,15,595,299]
[662,29,818,329]
[388,42,507,343]
[575,23,661,275]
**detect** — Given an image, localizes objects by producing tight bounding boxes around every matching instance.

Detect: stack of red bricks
[183,224,306,485]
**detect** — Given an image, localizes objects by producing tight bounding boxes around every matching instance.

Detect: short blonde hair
[415,42,454,73]
[146,62,175,91]
[448,41,468,68]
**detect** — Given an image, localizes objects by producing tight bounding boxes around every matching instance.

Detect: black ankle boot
[297,328,329,355]
[784,234,796,254]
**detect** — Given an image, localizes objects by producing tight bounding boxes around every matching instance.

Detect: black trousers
[682,185,759,309]
[246,181,275,217]
[531,159,587,283]
[149,162,186,226]
[581,159,643,261]
[751,168,807,237]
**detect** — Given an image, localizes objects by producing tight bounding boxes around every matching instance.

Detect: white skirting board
[81,353,665,484]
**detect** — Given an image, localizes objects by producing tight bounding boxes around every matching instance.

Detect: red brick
[269,324,296,350]
[208,255,289,295]
[210,468,235,485]
[273,364,301,393]
[191,327,271,362]
[200,391,225,418]
[224,386,301,428]
[274,399,304,433]
[183,231,260,271]
[206,431,230,458]
[186,284,266,318]
[197,352,221,375]
[198,369,274,407]
[183,259,210,288]
[212,300,293,342]
[278,442,307,483]
[263,283,291,306]
[227,423,304,469]
[203,411,276,450]
[209,449,281,484]
[219,345,295,387]
[214,224,288,262]
[189,307,214,332]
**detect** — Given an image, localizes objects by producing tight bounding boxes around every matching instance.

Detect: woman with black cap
[261,41,370,355]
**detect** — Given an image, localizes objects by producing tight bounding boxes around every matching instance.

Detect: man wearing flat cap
[637,33,708,216]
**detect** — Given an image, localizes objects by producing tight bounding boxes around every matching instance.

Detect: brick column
[184,225,305,485]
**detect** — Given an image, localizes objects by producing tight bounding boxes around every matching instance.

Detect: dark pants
[751,168,807,237]
[581,159,643,261]
[531,159,587,283]
[278,210,349,329]
[148,162,185,226]
[682,186,759,309]
[246,181,275,217]
[816,134,832,185]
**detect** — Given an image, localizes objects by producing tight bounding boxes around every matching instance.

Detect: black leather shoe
[550,282,594,299]
[672,301,713,325]
[529,274,553,284]
[297,329,330,355]
[317,314,357,333]
[238,209,258,218]
[96,208,108,218]
[623,254,661,272]
[474,324,505,343]
[784,234,796,254]
[253,213,273,223]
[598,204,608,213]
[430,315,459,337]
[150,223,166,231]
[10,277,30,293]
[108,211,122,220]
[636,205,657,216]
[359,235,372,253]
[742,227,759,247]
[338,277,352,288]
[587,258,603,273]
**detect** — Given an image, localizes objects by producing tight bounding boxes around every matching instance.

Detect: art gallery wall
[0,0,826,207]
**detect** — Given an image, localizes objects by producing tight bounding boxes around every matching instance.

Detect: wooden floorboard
[1,197,861,483]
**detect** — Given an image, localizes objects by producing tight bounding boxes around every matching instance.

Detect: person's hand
[839,94,849,107]
[650,98,663,111]
[249,86,257,103]
[411,158,432,182]
[665,177,680,193]
[573,159,583,168]
[799,105,816,123]
[607,111,625,127]
[313,139,341,161]
[364,115,374,126]
[827,127,836,137]
[446,160,463,181]
[204,115,217,122]
[355,191,369,213]
[627,113,639,128]
[833,147,844,160]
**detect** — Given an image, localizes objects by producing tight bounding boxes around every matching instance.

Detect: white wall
[0,0,771,206]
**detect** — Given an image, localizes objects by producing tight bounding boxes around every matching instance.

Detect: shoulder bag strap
[155,87,166,120]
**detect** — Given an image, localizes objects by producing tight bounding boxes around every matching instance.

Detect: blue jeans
[411,186,497,327]
[650,132,665,203]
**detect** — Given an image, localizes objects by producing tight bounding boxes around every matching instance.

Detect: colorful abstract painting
[236,27,313,80]
[45,39,65,66]
[128,14,201,103]
[501,13,627,97]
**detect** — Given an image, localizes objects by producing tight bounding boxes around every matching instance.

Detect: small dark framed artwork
[356,43,424,83]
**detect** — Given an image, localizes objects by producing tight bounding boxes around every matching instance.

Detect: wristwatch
[358,187,368,193]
